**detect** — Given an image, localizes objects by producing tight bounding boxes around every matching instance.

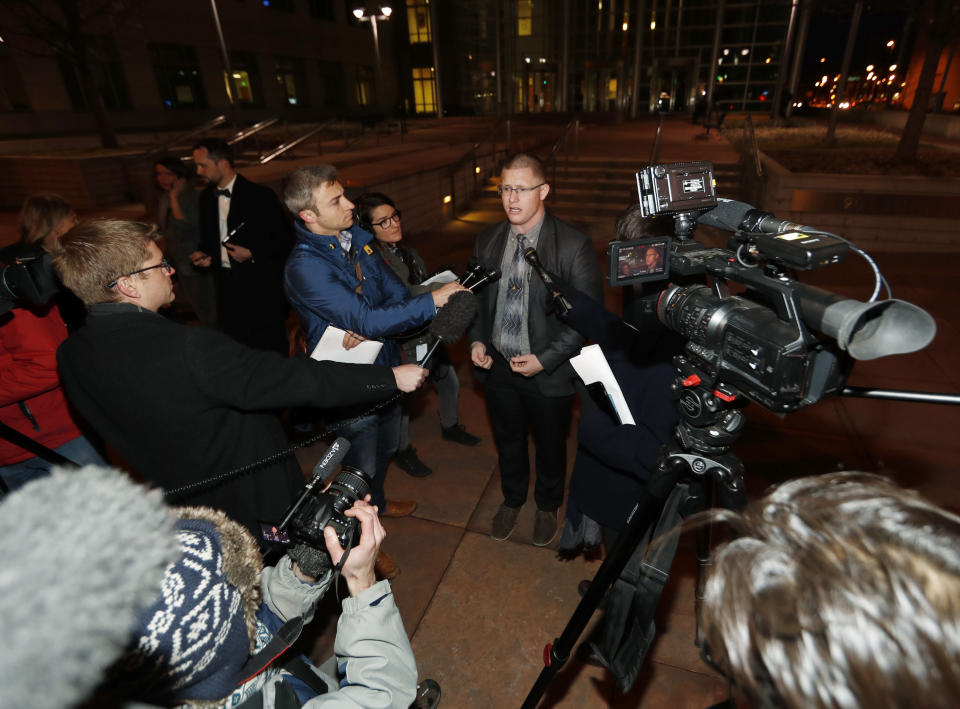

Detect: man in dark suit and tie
[190,138,291,354]
[468,153,603,546]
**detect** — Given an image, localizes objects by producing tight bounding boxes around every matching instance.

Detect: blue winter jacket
[284,221,436,366]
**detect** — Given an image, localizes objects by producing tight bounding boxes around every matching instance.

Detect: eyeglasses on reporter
[497,183,545,198]
[371,210,402,229]
[106,258,173,289]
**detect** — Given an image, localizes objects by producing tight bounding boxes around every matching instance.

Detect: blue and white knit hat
[115,506,264,706]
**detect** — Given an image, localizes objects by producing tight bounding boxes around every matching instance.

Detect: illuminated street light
[352,6,392,110]
[886,40,895,48]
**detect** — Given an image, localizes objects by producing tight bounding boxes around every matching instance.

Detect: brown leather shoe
[382,499,417,518]
[375,550,399,580]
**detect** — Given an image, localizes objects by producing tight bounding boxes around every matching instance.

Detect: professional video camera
[606,160,935,413]
[0,248,60,317]
[263,438,370,578]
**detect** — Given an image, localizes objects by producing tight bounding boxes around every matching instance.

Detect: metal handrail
[649,114,664,165]
[446,118,508,209]
[259,122,332,164]
[143,114,228,157]
[545,117,580,187]
[227,117,279,145]
[744,115,764,178]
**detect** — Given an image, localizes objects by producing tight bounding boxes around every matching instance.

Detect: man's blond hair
[51,219,157,306]
[502,153,546,183]
[283,165,339,214]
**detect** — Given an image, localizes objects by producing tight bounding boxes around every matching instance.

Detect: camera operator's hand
[323,497,383,596]
[510,353,543,377]
[392,364,428,392]
[471,341,492,370]
[431,281,468,308]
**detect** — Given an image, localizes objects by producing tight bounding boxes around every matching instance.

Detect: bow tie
[217,188,231,199]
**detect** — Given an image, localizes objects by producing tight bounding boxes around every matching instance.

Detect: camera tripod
[521,354,748,708]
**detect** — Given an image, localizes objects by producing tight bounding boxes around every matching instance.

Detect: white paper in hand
[420,269,458,286]
[310,325,383,364]
[569,344,635,425]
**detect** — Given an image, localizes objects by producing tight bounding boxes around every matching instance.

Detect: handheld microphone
[278,437,351,530]
[523,247,572,316]
[460,261,501,291]
[419,290,478,366]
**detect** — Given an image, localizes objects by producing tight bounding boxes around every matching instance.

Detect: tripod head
[664,353,747,501]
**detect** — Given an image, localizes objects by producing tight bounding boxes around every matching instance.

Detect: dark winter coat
[57,303,396,533]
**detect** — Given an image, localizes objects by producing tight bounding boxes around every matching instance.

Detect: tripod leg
[520,457,687,709]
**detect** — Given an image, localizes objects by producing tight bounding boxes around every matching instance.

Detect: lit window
[407,1,432,43]
[355,66,375,106]
[518,0,533,36]
[224,70,254,103]
[412,66,437,113]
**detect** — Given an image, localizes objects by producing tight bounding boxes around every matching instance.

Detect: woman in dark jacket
[354,192,481,478]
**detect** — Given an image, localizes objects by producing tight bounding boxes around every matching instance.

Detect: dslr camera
[265,439,370,578]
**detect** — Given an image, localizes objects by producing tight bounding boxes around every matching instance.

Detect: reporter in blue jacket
[282,165,465,578]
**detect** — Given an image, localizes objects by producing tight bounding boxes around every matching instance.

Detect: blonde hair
[502,153,546,183]
[18,193,74,244]
[699,472,960,708]
[51,219,157,305]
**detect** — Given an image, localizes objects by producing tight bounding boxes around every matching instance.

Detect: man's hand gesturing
[471,341,492,370]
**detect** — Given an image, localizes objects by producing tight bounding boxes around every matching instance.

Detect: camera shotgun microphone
[697,198,814,234]
[523,247,572,316]
[278,436,351,531]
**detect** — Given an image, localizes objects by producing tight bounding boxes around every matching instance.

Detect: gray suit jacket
[468,211,603,396]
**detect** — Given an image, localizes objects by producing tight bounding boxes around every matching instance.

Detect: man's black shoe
[441,423,481,446]
[394,446,432,477]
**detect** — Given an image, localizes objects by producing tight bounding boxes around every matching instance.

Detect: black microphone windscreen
[429,290,478,342]
[696,199,754,231]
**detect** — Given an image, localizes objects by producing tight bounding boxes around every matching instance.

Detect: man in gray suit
[468,153,603,545]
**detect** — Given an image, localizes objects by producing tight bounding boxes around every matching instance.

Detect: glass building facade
[416,0,792,116]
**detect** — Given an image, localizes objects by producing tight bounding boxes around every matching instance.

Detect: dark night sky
[804,7,912,84]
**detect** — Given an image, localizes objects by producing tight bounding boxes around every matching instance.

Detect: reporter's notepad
[569,344,635,425]
[310,326,383,364]
[420,270,458,286]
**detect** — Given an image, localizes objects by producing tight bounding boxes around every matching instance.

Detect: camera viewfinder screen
[618,240,666,280]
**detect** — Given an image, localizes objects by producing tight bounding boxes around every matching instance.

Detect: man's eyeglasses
[371,210,402,229]
[497,183,545,198]
[106,258,173,289]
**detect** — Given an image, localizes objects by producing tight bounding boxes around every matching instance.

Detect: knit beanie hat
[113,505,264,706]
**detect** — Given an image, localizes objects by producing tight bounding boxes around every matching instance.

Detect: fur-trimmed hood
[111,506,265,707]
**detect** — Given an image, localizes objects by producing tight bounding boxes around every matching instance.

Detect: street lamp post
[353,6,392,111]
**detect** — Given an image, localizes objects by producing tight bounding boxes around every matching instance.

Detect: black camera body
[609,161,933,414]
[274,465,371,579]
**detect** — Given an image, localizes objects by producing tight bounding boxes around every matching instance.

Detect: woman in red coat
[0,194,106,491]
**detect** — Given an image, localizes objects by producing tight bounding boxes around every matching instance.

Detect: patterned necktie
[499,233,526,360]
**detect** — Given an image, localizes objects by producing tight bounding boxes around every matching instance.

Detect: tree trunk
[75,54,119,149]
[894,0,956,162]
[824,0,864,146]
